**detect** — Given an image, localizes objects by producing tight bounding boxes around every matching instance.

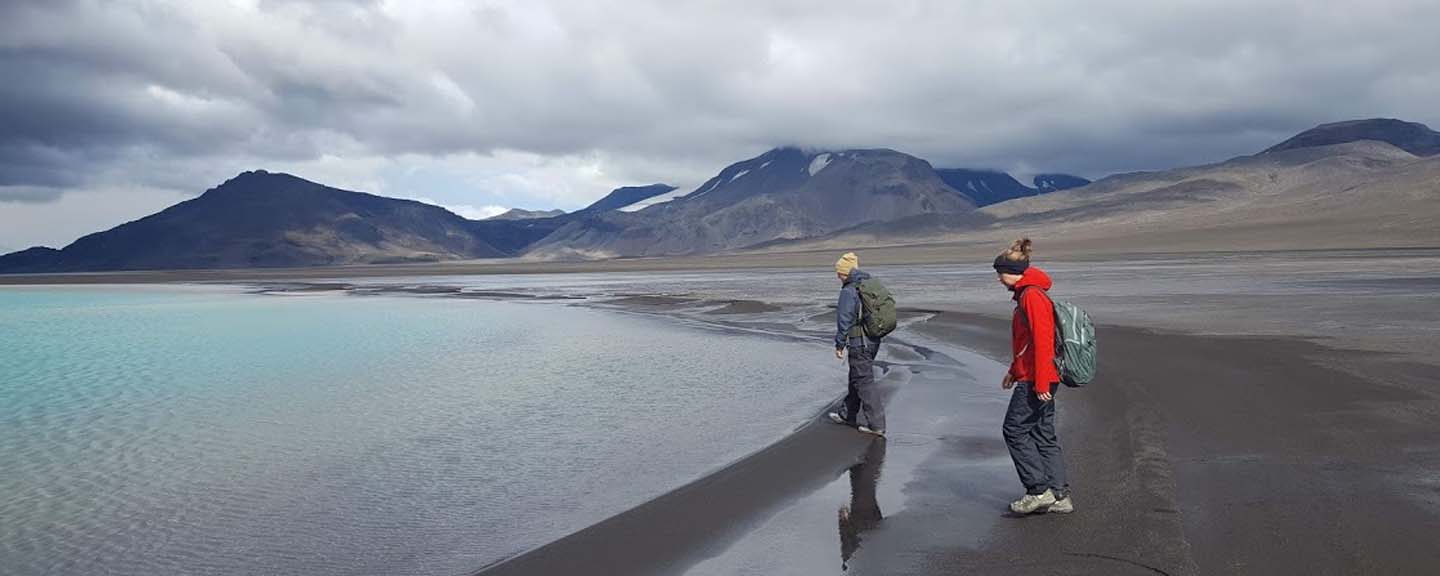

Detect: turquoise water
[0,286,839,575]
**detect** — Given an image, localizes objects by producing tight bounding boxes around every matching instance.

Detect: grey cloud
[3,0,1440,208]
[0,185,66,203]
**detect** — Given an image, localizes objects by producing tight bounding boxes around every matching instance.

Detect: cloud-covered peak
[3,0,1439,249]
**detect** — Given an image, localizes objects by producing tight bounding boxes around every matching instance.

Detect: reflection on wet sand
[838,438,887,571]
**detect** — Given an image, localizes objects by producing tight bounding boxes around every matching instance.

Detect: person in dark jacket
[828,252,886,436]
[994,238,1073,514]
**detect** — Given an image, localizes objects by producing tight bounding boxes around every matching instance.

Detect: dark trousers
[845,337,885,431]
[1002,381,1069,497]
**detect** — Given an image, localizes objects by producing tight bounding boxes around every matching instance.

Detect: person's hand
[1037,390,1053,402]
[836,348,846,361]
[1002,373,1015,390]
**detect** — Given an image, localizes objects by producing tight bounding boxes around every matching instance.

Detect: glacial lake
[0,285,840,575]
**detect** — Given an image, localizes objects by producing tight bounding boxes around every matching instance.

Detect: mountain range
[764,119,1440,255]
[2,118,1437,273]
[487,208,567,221]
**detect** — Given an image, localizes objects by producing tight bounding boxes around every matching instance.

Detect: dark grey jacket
[835,269,873,349]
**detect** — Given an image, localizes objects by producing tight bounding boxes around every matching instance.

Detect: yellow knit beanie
[835,252,859,276]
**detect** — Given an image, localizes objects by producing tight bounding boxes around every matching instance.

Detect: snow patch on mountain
[808,153,833,176]
[617,187,688,212]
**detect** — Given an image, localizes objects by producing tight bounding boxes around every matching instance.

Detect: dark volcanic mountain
[1263,118,1440,157]
[3,170,504,272]
[465,183,677,255]
[935,169,1091,205]
[579,184,677,213]
[0,247,62,274]
[934,169,1037,206]
[488,208,566,221]
[1033,173,1092,192]
[528,148,977,258]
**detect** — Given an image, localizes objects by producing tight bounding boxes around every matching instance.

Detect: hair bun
[1004,238,1033,261]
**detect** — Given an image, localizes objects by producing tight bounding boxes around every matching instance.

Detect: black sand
[819,312,1439,575]
[473,410,879,576]
[477,306,1440,575]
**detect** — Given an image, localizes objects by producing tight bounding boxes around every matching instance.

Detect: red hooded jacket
[1009,267,1060,394]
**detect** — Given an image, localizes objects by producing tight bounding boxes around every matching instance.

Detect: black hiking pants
[1003,381,1069,497]
[845,337,885,431]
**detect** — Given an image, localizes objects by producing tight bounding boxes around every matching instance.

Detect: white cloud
[3,0,1440,249]
[409,197,508,221]
[0,186,191,250]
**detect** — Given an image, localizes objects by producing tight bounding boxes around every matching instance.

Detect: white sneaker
[1048,496,1074,514]
[857,426,886,437]
[828,412,854,426]
[1009,489,1057,514]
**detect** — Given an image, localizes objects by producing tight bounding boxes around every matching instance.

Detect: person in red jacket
[993,238,1072,515]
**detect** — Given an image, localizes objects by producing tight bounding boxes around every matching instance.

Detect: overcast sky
[2,0,1438,252]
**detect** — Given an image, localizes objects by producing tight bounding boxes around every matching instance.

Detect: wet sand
[702,300,783,315]
[831,311,1439,575]
[474,315,1015,576]
[474,302,1440,575]
[472,406,880,576]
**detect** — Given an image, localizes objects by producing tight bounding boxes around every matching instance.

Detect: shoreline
[471,401,881,576]
[4,246,1438,286]
[479,291,1440,574]
[10,263,1440,574]
[473,297,1010,576]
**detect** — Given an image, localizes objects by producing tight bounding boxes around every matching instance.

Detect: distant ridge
[934,169,1090,206]
[1033,173,1091,192]
[934,169,1038,206]
[1264,118,1440,157]
[580,184,677,213]
[488,208,566,221]
[464,183,679,255]
[2,170,504,272]
[0,247,62,274]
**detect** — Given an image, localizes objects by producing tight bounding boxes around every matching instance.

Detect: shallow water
[0,286,840,575]
[337,249,1440,363]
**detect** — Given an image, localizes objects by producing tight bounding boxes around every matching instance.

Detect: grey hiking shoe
[1048,496,1074,514]
[857,425,886,437]
[1009,489,1057,514]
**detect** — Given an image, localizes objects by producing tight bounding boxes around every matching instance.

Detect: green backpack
[856,279,898,338]
[1023,288,1098,387]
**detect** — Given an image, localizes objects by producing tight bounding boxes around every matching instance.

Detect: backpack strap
[1016,286,1061,355]
[848,280,866,338]
[1015,285,1053,320]
[1015,285,1032,322]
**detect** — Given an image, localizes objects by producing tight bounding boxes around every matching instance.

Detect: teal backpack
[1022,288,1097,387]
